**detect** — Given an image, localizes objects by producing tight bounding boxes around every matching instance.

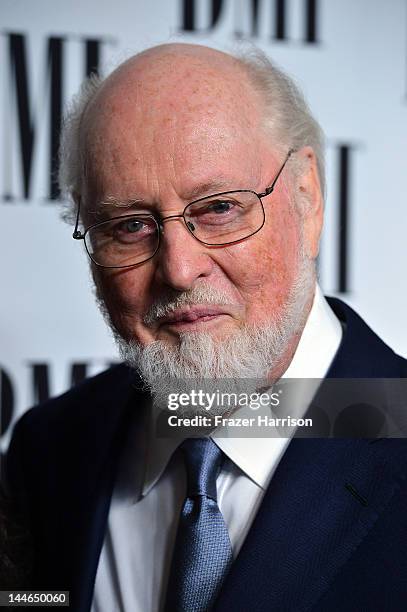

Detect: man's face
[81,48,321,375]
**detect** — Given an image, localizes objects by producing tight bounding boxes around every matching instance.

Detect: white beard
[108,253,316,415]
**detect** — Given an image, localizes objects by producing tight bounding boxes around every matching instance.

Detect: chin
[156,323,242,346]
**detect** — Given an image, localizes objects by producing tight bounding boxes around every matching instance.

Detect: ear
[294,146,324,259]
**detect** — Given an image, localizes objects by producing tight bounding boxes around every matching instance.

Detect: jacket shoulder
[5,363,140,499]
[10,363,137,447]
[327,297,407,377]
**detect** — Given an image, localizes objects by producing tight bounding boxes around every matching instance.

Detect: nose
[154,217,214,292]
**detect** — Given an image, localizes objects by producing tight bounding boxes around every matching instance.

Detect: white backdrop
[1,0,406,449]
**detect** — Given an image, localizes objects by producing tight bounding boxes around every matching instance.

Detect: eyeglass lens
[85,191,264,268]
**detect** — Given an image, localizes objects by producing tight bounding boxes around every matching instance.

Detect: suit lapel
[70,407,133,612]
[215,298,406,611]
[64,372,148,612]
[215,437,407,612]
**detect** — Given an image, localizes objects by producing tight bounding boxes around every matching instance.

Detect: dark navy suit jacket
[6,299,407,611]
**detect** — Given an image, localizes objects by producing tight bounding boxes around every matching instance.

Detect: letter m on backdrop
[2,33,104,202]
[180,0,319,43]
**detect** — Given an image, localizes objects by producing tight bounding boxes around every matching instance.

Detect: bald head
[83,46,265,182]
[78,44,274,214]
[86,43,262,121]
[59,42,325,216]
[102,42,252,88]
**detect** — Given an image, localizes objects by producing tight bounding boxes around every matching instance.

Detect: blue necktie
[165,438,233,612]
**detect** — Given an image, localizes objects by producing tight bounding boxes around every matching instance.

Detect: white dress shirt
[91,285,342,612]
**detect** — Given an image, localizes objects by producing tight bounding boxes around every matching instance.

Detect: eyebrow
[91,197,148,218]
[182,179,237,201]
[92,178,239,216]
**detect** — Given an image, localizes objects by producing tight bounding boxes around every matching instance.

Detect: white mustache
[143,285,233,325]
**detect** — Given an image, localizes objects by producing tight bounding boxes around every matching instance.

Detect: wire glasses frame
[72,149,295,269]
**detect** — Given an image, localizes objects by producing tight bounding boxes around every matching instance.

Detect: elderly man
[7,44,407,612]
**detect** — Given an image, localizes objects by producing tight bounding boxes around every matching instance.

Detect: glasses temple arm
[72,199,84,239]
[257,148,296,198]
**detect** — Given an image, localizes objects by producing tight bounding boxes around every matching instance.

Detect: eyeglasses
[72,149,295,269]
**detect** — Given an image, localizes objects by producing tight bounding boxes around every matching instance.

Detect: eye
[111,216,157,244]
[186,197,243,230]
[207,200,234,214]
[121,219,144,232]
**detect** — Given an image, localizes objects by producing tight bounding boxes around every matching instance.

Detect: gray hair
[238,48,325,197]
[58,73,103,222]
[58,47,325,223]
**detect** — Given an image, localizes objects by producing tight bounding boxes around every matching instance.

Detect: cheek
[94,267,151,325]
[218,208,301,312]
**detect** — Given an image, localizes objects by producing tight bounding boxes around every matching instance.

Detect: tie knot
[179,438,223,501]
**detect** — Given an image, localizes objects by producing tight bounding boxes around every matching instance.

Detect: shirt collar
[283,283,342,379]
[142,283,342,495]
